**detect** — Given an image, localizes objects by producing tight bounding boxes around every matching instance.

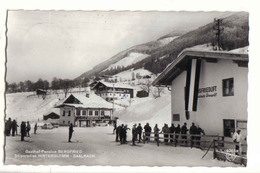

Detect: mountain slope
[76,12,249,81]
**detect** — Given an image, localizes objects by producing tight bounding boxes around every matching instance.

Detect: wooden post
[213,139,216,159]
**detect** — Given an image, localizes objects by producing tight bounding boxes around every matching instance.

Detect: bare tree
[153,86,164,99]
[140,79,152,96]
[60,79,74,97]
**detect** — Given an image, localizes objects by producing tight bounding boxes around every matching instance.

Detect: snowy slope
[112,68,154,82]
[105,52,149,70]
[114,89,172,129]
[158,36,178,45]
[5,92,62,123]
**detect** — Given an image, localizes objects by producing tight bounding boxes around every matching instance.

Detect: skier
[26,121,31,137]
[20,121,26,141]
[68,123,74,142]
[136,123,143,142]
[144,123,152,141]
[132,124,137,146]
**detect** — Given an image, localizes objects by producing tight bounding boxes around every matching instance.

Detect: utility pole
[213,18,224,51]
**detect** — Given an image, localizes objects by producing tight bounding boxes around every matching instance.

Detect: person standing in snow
[5,118,12,136]
[144,123,152,141]
[189,123,197,146]
[196,125,205,147]
[232,129,246,155]
[132,124,137,146]
[68,123,74,142]
[181,123,188,145]
[113,122,117,134]
[119,124,125,144]
[136,123,143,142]
[123,124,130,143]
[169,123,175,143]
[11,119,18,136]
[115,125,121,142]
[175,124,181,143]
[161,124,170,144]
[153,124,160,142]
[26,121,31,137]
[20,121,26,141]
[34,123,38,134]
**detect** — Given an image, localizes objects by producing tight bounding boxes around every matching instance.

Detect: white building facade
[153,49,248,139]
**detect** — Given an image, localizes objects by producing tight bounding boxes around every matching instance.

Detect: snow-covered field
[106,52,149,70]
[5,126,239,166]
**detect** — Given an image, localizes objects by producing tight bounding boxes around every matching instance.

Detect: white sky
[6,11,233,83]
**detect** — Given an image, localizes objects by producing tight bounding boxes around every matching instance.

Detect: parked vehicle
[41,123,53,129]
[51,123,59,128]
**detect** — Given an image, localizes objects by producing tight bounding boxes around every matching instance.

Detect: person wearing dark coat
[34,123,38,134]
[5,118,12,136]
[115,125,121,142]
[11,119,18,136]
[20,121,26,141]
[132,124,137,146]
[196,125,205,147]
[119,124,125,144]
[153,124,160,142]
[169,124,175,143]
[68,123,74,142]
[144,123,152,141]
[161,124,170,144]
[189,123,198,146]
[136,123,143,142]
[113,122,117,134]
[26,121,31,137]
[175,124,181,143]
[181,123,188,145]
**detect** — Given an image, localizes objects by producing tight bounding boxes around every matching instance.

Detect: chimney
[86,86,91,98]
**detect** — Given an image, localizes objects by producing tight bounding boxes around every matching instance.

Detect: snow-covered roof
[153,48,248,86]
[55,93,114,109]
[96,81,134,89]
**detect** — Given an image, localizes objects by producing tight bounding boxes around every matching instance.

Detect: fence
[142,132,247,166]
[142,132,223,150]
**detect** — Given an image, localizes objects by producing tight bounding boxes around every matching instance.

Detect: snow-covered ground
[5,126,239,166]
[105,52,149,70]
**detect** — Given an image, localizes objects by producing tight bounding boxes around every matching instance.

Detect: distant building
[43,112,60,121]
[55,93,114,127]
[136,90,149,98]
[36,89,47,96]
[92,81,134,101]
[153,48,248,138]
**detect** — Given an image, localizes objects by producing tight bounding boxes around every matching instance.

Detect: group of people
[113,122,205,146]
[5,118,19,136]
[5,118,38,141]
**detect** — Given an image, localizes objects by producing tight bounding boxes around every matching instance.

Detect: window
[89,111,93,116]
[63,111,65,116]
[82,110,86,116]
[223,119,235,137]
[222,78,234,96]
[172,114,180,121]
[76,109,81,116]
[95,111,99,116]
[63,120,65,124]
[68,111,71,117]
[68,121,70,124]
[101,111,105,115]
